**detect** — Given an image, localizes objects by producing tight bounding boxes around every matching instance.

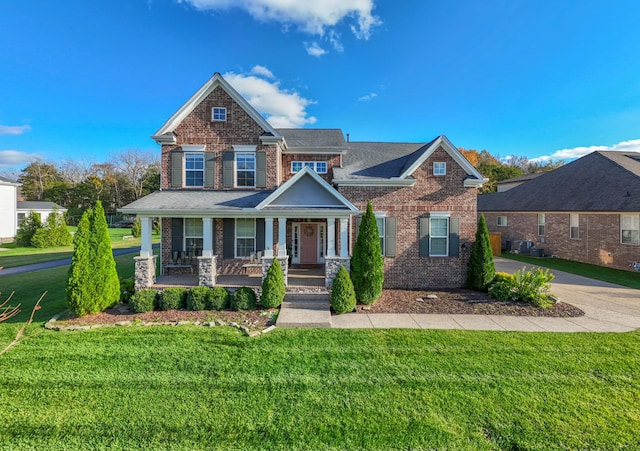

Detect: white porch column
[326,217,336,257]
[140,216,153,257]
[339,217,349,257]
[264,217,274,257]
[202,217,213,257]
[277,217,287,257]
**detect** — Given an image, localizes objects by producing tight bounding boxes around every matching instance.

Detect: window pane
[431,237,447,255]
[316,162,327,173]
[236,218,255,237]
[236,238,255,257]
[292,162,303,172]
[185,153,204,187]
[236,153,255,187]
[185,218,203,237]
[431,218,448,237]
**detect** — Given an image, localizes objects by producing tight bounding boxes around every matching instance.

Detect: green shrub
[260,258,286,308]
[131,218,142,238]
[493,272,515,284]
[187,286,210,311]
[119,277,135,303]
[16,211,42,247]
[350,201,384,305]
[129,289,157,313]
[488,280,515,301]
[231,287,257,311]
[31,208,72,248]
[466,214,495,291]
[158,287,187,311]
[207,286,230,310]
[488,266,555,308]
[331,266,357,314]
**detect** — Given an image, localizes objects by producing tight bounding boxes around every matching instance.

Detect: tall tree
[466,215,495,291]
[18,160,61,200]
[112,149,160,200]
[350,201,384,305]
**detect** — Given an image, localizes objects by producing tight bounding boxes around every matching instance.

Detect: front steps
[276,292,332,328]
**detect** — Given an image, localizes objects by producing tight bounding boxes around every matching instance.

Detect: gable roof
[17,201,66,212]
[0,175,20,186]
[333,135,486,187]
[478,151,640,212]
[151,73,281,144]
[275,128,348,152]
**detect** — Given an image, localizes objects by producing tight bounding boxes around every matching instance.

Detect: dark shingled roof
[0,175,18,183]
[276,128,347,148]
[17,201,66,210]
[496,172,543,185]
[478,151,640,212]
[119,190,274,213]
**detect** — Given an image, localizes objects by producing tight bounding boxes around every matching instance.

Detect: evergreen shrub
[231,287,257,311]
[129,289,157,313]
[16,212,41,247]
[207,287,230,310]
[260,259,286,308]
[331,266,357,314]
[187,286,210,311]
[119,277,135,303]
[466,214,496,291]
[131,218,142,238]
[350,201,384,305]
[158,287,187,311]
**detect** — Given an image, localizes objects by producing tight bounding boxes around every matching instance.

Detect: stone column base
[197,255,217,287]
[325,256,350,288]
[262,256,289,287]
[134,255,157,290]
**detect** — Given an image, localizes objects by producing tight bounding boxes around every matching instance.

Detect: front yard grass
[0,326,638,449]
[502,253,640,289]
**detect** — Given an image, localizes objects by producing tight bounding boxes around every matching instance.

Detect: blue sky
[2,0,640,175]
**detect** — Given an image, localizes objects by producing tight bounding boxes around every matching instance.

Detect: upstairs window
[212,107,227,121]
[497,216,508,227]
[433,162,446,176]
[621,214,639,245]
[570,214,580,240]
[185,152,204,187]
[538,213,546,236]
[236,153,256,187]
[291,161,328,174]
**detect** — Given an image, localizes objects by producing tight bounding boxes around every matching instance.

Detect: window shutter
[204,154,216,188]
[171,218,183,251]
[223,218,234,258]
[223,151,234,188]
[385,217,396,257]
[354,216,362,243]
[256,152,267,188]
[255,218,265,253]
[419,217,429,257]
[211,219,217,255]
[449,217,460,257]
[171,152,182,188]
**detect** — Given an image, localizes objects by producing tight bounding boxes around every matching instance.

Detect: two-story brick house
[120,73,486,290]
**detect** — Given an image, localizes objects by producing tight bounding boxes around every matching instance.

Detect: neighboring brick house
[120,73,486,289]
[478,151,640,271]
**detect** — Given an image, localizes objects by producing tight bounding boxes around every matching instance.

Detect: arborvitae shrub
[331,266,357,314]
[66,212,94,316]
[16,211,42,247]
[131,218,142,238]
[350,201,384,305]
[129,289,157,313]
[187,286,210,311]
[260,259,286,308]
[158,287,187,311]
[466,214,496,291]
[207,287,230,310]
[231,287,257,311]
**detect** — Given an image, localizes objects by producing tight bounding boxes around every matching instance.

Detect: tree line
[14,149,160,223]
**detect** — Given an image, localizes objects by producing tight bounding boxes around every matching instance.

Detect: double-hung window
[184,218,203,255]
[621,214,639,245]
[185,152,204,187]
[430,216,449,256]
[538,213,546,236]
[236,218,255,257]
[376,216,386,255]
[236,153,256,188]
[570,214,580,240]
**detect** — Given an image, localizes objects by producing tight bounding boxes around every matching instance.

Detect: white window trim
[430,213,450,257]
[184,152,205,187]
[497,216,507,227]
[235,218,256,258]
[538,213,546,236]
[291,161,328,174]
[433,162,446,176]
[621,214,640,245]
[570,214,579,240]
[212,107,227,121]
[374,212,386,256]
[233,148,256,188]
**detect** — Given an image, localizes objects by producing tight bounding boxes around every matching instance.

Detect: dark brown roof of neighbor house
[478,151,640,212]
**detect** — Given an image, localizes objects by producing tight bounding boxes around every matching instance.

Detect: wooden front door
[300,223,318,264]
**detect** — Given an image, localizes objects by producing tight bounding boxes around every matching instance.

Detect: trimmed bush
[16,211,42,247]
[187,286,210,311]
[119,277,135,303]
[207,286,230,310]
[30,209,72,248]
[231,287,257,311]
[466,214,496,291]
[488,266,555,308]
[350,201,384,305]
[158,287,187,311]
[331,266,357,314]
[488,280,515,302]
[260,259,286,308]
[493,272,515,284]
[129,289,157,313]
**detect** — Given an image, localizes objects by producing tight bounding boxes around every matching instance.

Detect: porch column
[277,217,287,257]
[202,217,213,257]
[140,216,153,257]
[264,217,274,257]
[326,217,336,257]
[339,217,349,257]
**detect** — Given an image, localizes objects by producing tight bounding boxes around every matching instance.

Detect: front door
[300,223,318,264]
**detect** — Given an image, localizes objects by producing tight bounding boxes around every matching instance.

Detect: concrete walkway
[280,257,640,332]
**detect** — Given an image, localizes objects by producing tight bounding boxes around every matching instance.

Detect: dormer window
[212,107,227,121]
[434,162,446,176]
[291,161,328,174]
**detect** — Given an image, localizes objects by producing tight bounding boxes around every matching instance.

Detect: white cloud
[531,138,640,163]
[328,30,344,52]
[251,65,274,79]
[304,41,327,57]
[178,0,380,52]
[0,150,40,167]
[0,125,31,135]
[358,92,378,102]
[223,69,317,128]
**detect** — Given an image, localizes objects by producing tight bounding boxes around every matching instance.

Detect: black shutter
[211,219,217,255]
[419,217,429,257]
[256,152,267,188]
[171,152,182,188]
[223,218,234,258]
[204,154,216,188]
[255,218,265,253]
[385,217,396,257]
[449,217,460,257]
[223,151,234,188]
[171,218,183,251]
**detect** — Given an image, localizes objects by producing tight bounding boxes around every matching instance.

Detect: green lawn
[501,253,640,289]
[0,326,638,450]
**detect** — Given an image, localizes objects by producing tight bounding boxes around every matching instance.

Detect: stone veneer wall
[325,257,350,288]
[197,255,217,287]
[261,256,289,286]
[134,255,157,290]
